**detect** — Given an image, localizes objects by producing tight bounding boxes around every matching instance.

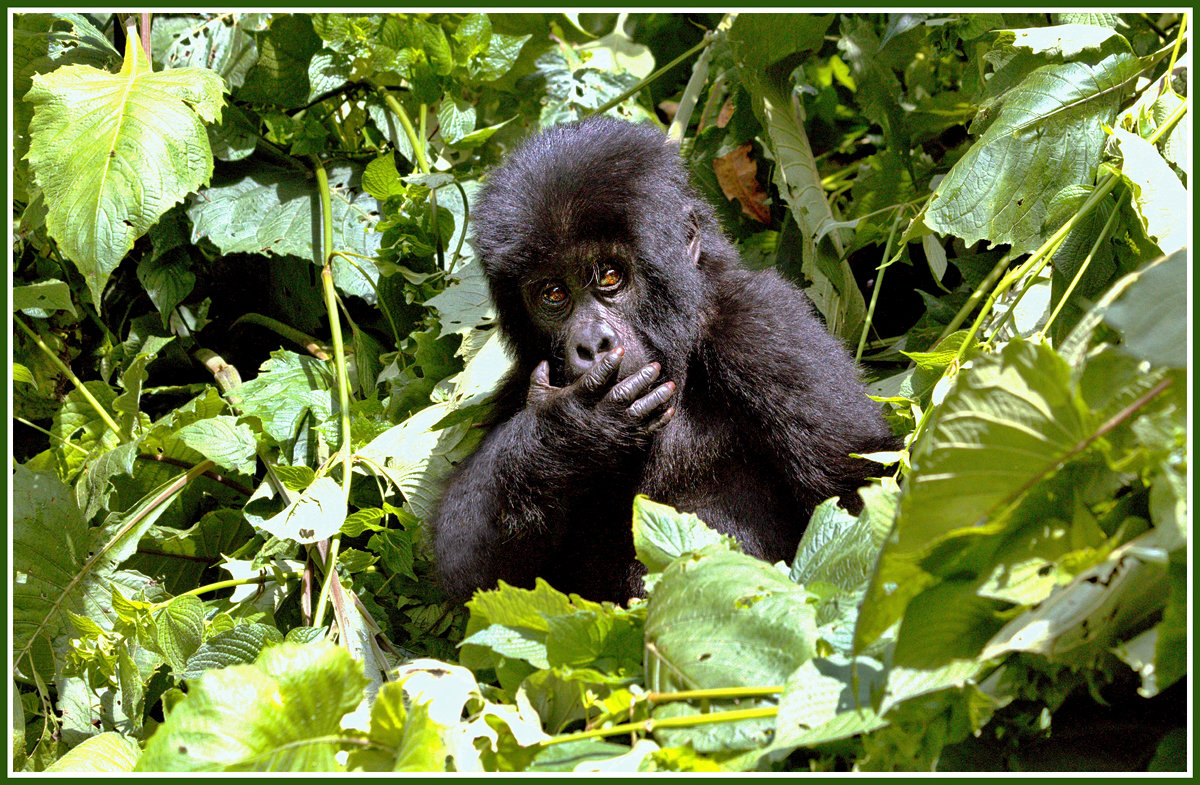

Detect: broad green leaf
[136,643,368,772]
[980,533,1168,662]
[1101,250,1187,369]
[437,99,476,145]
[186,163,382,302]
[346,682,448,772]
[174,415,258,476]
[13,279,76,316]
[769,655,887,751]
[926,44,1139,253]
[45,731,141,772]
[182,623,285,680]
[632,496,739,575]
[13,465,180,680]
[236,14,322,108]
[25,33,226,304]
[151,13,264,88]
[999,23,1128,58]
[425,258,495,334]
[156,595,206,673]
[645,549,817,697]
[644,552,817,758]
[855,339,1092,651]
[237,350,335,447]
[362,154,405,200]
[261,475,345,544]
[744,76,866,340]
[789,494,890,596]
[14,363,35,385]
[355,401,478,520]
[728,13,832,72]
[1112,128,1187,255]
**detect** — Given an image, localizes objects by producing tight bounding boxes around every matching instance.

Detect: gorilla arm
[705,270,898,513]
[430,349,675,601]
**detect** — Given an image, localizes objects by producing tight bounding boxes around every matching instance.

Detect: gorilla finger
[628,381,676,420]
[577,346,624,395]
[646,406,675,433]
[606,362,661,404]
[527,361,554,404]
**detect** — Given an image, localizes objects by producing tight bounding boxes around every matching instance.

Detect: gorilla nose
[568,321,618,377]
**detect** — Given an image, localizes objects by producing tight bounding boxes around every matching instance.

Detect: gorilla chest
[638,411,797,560]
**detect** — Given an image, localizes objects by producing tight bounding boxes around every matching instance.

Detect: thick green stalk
[14,315,125,440]
[376,86,430,174]
[1038,201,1122,341]
[309,156,354,631]
[855,210,902,362]
[543,706,778,746]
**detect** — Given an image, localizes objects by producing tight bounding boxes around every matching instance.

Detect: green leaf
[1101,250,1186,369]
[174,415,258,475]
[186,163,382,302]
[136,643,367,771]
[1112,128,1188,255]
[156,595,206,673]
[855,340,1093,651]
[645,549,818,691]
[436,99,476,145]
[13,279,76,316]
[260,475,345,544]
[237,14,322,108]
[45,731,141,772]
[632,495,738,575]
[13,465,174,680]
[238,350,335,447]
[182,623,285,680]
[355,401,478,520]
[744,77,866,340]
[152,13,264,88]
[999,23,1130,58]
[346,682,447,772]
[926,42,1139,253]
[769,655,887,751]
[25,33,226,303]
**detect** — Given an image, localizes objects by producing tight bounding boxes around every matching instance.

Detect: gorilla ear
[686,208,702,265]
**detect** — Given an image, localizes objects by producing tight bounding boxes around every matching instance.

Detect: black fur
[430,117,897,603]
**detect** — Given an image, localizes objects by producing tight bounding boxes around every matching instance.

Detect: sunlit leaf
[136,643,367,771]
[25,33,225,303]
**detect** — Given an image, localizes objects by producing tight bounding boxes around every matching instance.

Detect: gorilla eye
[540,282,569,307]
[597,266,623,290]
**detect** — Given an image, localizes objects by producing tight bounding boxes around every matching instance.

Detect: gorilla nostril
[597,335,613,354]
[576,344,594,363]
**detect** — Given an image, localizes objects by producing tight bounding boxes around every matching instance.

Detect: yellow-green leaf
[24,33,225,304]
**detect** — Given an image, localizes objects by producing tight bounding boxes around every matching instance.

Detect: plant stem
[1038,200,1121,341]
[593,32,717,117]
[934,252,1013,345]
[14,315,124,440]
[646,686,784,703]
[1164,13,1187,81]
[171,570,308,602]
[543,706,777,746]
[856,209,902,362]
[376,85,430,174]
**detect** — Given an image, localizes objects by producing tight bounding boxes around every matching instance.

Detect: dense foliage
[11,11,1189,772]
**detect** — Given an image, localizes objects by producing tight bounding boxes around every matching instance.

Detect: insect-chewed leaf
[24,34,225,304]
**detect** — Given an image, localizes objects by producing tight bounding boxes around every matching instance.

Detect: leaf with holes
[24,34,225,304]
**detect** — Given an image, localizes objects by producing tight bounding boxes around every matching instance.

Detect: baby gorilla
[430,117,897,603]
